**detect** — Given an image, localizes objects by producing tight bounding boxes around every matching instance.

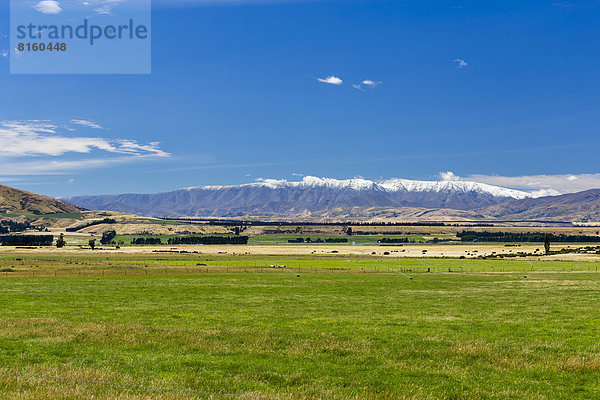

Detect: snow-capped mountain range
[187,176,531,199]
[65,176,535,218]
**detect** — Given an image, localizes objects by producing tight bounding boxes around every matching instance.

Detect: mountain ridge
[185,176,532,200]
[479,189,600,222]
[64,176,535,219]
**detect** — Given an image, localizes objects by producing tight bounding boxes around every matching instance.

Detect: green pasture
[0,264,599,399]
[1,253,600,276]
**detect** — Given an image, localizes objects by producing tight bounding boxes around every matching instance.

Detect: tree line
[288,237,349,243]
[0,235,54,246]
[458,231,600,243]
[66,218,116,232]
[377,238,410,244]
[131,237,163,245]
[161,218,464,227]
[167,236,249,245]
[0,220,32,234]
[124,236,250,245]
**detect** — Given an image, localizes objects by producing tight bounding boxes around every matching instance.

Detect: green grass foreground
[0,269,599,399]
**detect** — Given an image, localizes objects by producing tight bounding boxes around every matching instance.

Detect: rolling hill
[479,189,600,222]
[0,183,84,215]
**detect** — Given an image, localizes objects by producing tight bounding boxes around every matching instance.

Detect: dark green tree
[56,233,66,248]
[101,230,117,245]
[544,235,551,255]
[89,239,96,250]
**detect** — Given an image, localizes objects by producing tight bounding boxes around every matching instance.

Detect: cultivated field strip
[1,253,600,278]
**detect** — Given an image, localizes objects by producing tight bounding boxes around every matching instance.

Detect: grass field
[0,253,599,399]
[1,253,600,277]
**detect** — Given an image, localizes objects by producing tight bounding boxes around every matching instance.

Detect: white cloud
[70,119,105,129]
[439,171,460,181]
[453,59,468,68]
[439,171,600,197]
[34,1,63,14]
[317,75,343,85]
[353,79,381,91]
[362,79,381,87]
[0,118,171,177]
[529,188,562,197]
[0,120,169,158]
[1,50,8,59]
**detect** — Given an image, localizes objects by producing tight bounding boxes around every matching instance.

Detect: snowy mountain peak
[378,178,531,199]
[187,176,531,200]
[253,176,376,190]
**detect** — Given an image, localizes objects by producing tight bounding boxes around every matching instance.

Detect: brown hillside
[0,184,84,215]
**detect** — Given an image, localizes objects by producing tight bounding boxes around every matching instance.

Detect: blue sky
[1,0,600,197]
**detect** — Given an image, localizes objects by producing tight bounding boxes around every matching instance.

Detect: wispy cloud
[361,79,380,87]
[70,119,106,129]
[439,171,600,197]
[79,0,126,15]
[1,49,8,59]
[78,0,318,12]
[0,156,165,176]
[94,6,113,14]
[552,2,574,9]
[453,58,468,68]
[32,0,329,13]
[0,120,167,158]
[317,75,343,85]
[0,177,25,183]
[353,79,381,90]
[153,0,330,5]
[0,120,169,176]
[34,1,63,14]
